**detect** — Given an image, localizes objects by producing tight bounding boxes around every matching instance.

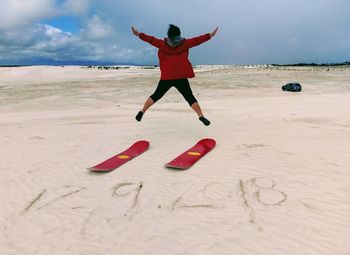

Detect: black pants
[150,78,198,106]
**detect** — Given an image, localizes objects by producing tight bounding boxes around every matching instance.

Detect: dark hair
[167,24,181,39]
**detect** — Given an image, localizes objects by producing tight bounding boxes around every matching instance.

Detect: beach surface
[1,65,349,255]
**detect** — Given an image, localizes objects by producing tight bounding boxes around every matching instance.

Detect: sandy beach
[0,65,349,255]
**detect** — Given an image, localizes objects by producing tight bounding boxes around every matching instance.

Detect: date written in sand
[22,177,287,217]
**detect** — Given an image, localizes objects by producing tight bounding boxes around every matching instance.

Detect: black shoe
[136,111,144,121]
[199,116,210,126]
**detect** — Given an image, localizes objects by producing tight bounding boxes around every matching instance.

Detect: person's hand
[132,26,140,36]
[210,27,219,37]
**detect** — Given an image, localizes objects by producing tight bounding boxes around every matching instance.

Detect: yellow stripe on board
[187,151,201,156]
[117,155,129,159]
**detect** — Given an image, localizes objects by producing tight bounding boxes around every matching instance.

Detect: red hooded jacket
[139,32,211,80]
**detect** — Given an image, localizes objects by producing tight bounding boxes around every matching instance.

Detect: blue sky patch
[45,16,81,34]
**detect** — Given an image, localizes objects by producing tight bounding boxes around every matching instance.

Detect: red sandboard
[88,140,149,172]
[166,138,216,170]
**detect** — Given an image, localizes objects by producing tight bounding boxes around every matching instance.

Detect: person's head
[167,24,181,39]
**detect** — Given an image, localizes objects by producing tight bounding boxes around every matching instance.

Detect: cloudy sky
[0,0,349,65]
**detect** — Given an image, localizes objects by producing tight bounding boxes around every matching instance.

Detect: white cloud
[61,0,90,16]
[30,24,74,51]
[288,38,300,46]
[0,24,75,61]
[0,0,91,31]
[43,24,72,38]
[0,22,148,64]
[0,0,57,30]
[81,15,113,40]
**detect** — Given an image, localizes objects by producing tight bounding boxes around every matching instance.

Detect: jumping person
[131,24,219,126]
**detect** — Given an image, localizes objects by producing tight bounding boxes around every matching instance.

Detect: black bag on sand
[282,82,302,92]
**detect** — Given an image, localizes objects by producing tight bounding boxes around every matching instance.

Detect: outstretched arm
[210,26,219,38]
[132,26,140,36]
[186,26,219,48]
[131,26,163,48]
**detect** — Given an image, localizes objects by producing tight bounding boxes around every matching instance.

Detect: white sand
[0,65,349,254]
